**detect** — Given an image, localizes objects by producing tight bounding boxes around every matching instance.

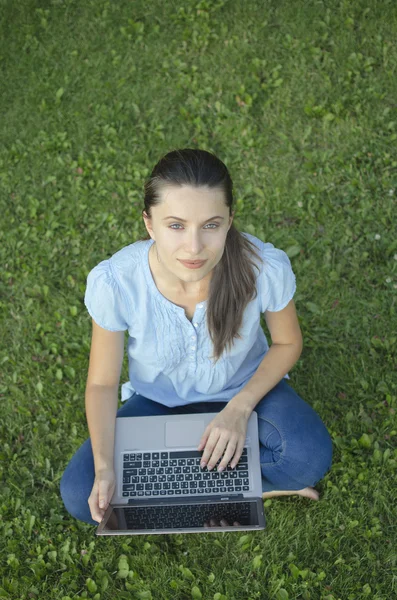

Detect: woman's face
[143,185,234,294]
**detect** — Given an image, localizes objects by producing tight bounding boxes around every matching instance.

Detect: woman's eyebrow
[162,216,225,222]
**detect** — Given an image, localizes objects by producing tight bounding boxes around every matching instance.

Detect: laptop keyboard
[123,500,252,529]
[121,448,251,498]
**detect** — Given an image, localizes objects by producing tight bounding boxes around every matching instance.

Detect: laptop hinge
[127,494,245,506]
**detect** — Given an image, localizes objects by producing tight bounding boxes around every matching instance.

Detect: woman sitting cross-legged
[60,148,333,526]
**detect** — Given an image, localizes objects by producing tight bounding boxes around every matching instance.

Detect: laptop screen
[98,499,264,533]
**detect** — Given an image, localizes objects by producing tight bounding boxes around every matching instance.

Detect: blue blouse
[84,233,297,407]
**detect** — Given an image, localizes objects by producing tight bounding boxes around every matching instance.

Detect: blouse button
[194,323,198,327]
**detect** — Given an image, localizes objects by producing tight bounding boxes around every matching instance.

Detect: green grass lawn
[1,0,396,598]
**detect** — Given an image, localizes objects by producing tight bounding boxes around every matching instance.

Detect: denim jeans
[60,379,333,525]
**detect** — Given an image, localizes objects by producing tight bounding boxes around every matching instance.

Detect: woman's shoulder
[86,239,149,296]
[241,232,290,272]
[240,234,296,313]
[241,231,278,252]
[84,240,150,330]
[109,239,148,269]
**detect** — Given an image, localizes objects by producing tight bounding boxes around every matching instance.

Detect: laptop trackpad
[165,419,205,448]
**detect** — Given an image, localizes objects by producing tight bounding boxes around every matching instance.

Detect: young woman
[60,148,333,525]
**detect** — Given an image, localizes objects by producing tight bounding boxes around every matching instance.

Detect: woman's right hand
[88,468,116,523]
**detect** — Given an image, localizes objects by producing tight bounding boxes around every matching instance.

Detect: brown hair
[138,148,263,364]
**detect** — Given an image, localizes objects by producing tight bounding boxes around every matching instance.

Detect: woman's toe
[300,486,320,500]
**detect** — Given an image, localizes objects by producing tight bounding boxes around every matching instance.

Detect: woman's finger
[88,486,103,523]
[217,437,239,472]
[206,434,231,470]
[89,493,104,523]
[203,519,241,528]
[200,429,222,468]
[98,479,110,510]
[229,436,246,469]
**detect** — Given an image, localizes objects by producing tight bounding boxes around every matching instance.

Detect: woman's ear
[228,211,235,229]
[143,212,154,237]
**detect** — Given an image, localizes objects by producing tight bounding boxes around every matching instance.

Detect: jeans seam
[256,413,285,467]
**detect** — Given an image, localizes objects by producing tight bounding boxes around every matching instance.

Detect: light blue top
[84,233,297,407]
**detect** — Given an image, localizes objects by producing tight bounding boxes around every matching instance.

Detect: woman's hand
[204,518,241,528]
[197,403,250,472]
[88,468,116,523]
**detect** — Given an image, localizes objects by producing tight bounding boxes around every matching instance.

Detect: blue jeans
[60,379,333,525]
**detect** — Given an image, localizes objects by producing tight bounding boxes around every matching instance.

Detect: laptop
[96,411,266,535]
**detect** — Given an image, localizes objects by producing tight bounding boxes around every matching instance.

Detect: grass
[0,0,396,598]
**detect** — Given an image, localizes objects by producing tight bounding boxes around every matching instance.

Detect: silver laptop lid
[111,411,263,504]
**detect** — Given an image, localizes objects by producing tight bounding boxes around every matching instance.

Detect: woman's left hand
[197,403,250,472]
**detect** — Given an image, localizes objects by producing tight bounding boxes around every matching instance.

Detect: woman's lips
[179,259,207,269]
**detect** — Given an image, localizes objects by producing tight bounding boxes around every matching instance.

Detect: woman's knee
[259,423,333,490]
[256,380,334,485]
[59,441,97,525]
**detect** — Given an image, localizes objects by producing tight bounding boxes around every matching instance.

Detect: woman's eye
[169,223,219,230]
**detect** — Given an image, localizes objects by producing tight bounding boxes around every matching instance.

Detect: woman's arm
[85,384,119,472]
[85,321,126,472]
[228,299,303,416]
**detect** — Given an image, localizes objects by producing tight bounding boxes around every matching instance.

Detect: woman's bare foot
[262,486,320,501]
